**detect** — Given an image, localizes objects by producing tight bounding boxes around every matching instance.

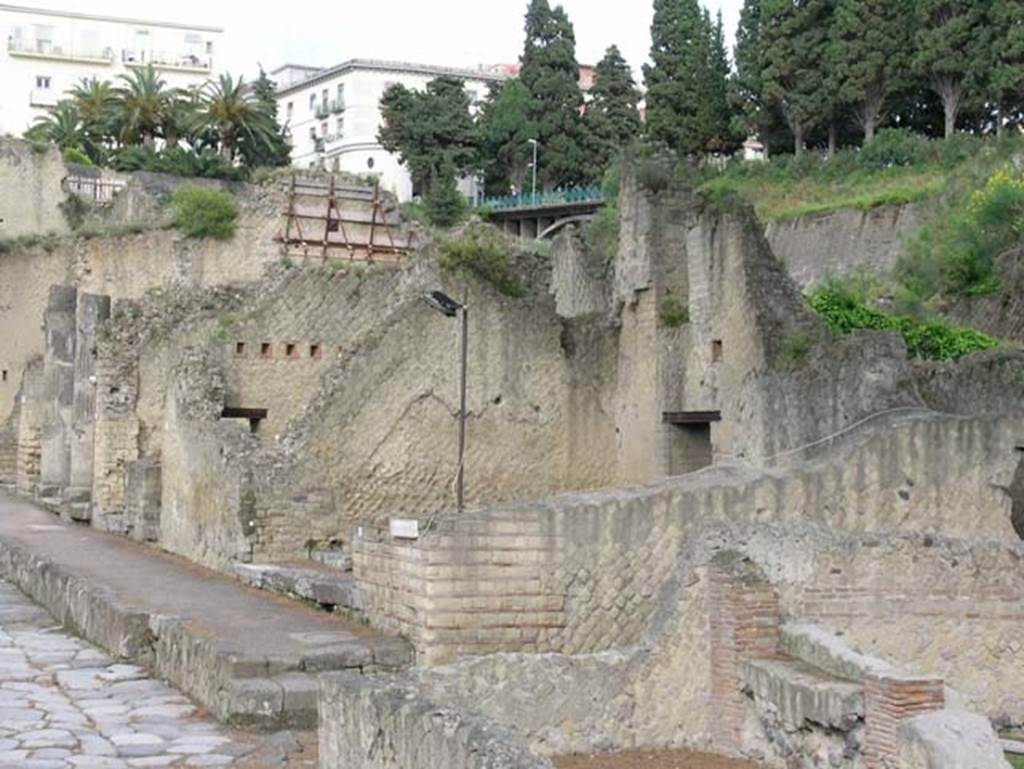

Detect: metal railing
[8,38,114,62]
[65,176,126,203]
[475,185,605,211]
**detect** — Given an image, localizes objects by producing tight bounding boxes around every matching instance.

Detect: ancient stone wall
[764,202,926,289]
[0,139,69,239]
[353,412,1021,664]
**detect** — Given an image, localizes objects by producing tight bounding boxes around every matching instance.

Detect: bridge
[475,187,606,239]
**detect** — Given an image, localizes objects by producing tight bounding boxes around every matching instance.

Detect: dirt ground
[552,749,760,769]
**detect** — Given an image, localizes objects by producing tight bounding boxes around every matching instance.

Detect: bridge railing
[475,186,605,211]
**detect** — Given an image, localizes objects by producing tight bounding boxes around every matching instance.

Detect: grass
[1007,754,1024,769]
[696,132,1024,223]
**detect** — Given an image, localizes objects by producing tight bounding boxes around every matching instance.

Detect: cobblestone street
[0,579,313,769]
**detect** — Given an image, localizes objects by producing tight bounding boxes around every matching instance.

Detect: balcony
[322,133,346,146]
[329,98,345,113]
[313,137,325,153]
[315,102,331,118]
[123,50,212,73]
[29,89,59,108]
[8,38,114,64]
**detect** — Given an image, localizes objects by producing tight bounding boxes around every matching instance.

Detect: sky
[17,0,744,82]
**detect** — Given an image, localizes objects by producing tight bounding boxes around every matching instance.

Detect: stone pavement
[0,578,315,769]
[0,491,411,727]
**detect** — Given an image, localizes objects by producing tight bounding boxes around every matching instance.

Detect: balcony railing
[8,37,114,63]
[315,102,331,118]
[123,49,212,72]
[330,98,346,113]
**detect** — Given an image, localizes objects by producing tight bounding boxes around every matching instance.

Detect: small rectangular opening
[235,342,246,357]
[310,344,321,359]
[260,342,272,358]
[711,339,723,363]
[1,370,6,383]
[285,343,298,359]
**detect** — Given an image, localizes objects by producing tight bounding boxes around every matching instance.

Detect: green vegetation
[809,280,999,361]
[781,333,812,364]
[581,205,620,267]
[170,185,238,240]
[582,46,643,182]
[658,295,690,327]
[696,132,1021,223]
[0,231,61,255]
[437,226,527,298]
[26,66,289,181]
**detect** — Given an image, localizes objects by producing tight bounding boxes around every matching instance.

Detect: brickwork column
[864,675,944,768]
[708,552,783,751]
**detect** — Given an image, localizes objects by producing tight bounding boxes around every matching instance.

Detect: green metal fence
[475,186,605,211]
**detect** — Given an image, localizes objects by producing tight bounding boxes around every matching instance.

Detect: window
[321,89,328,106]
[1,370,7,383]
[235,342,245,356]
[309,126,316,140]
[33,24,54,53]
[367,157,375,170]
[320,121,328,138]
[711,340,723,363]
[286,102,294,120]
[285,343,298,359]
[309,93,316,110]
[206,41,213,54]
[335,117,344,137]
[310,344,321,359]
[35,76,51,89]
[336,83,345,106]
[260,343,272,358]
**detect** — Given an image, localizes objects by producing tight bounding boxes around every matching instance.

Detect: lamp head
[423,290,462,317]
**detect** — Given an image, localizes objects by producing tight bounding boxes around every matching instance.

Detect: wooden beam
[663,410,722,424]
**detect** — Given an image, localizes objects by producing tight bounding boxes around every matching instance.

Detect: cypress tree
[477,79,536,195]
[582,45,642,180]
[913,0,989,138]
[702,9,739,153]
[760,0,832,155]
[236,68,292,168]
[644,0,709,156]
[733,0,764,139]
[519,0,585,188]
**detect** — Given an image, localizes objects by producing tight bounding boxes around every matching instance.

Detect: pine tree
[477,80,536,195]
[914,0,990,138]
[992,0,1024,134]
[581,45,642,181]
[829,0,912,143]
[760,0,833,155]
[378,76,477,197]
[519,0,585,188]
[644,0,709,156]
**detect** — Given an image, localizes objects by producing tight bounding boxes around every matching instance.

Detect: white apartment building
[273,60,506,202]
[0,4,223,136]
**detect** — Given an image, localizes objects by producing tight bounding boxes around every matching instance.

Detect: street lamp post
[423,290,468,513]
[528,138,539,203]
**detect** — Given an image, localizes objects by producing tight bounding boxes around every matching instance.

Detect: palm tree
[193,73,278,161]
[112,65,171,147]
[160,86,200,150]
[31,101,90,154]
[68,77,115,162]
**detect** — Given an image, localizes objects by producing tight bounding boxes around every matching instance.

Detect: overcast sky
[20,0,743,82]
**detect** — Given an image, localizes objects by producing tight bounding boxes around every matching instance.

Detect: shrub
[581,205,620,267]
[809,283,998,361]
[858,128,930,170]
[933,132,982,169]
[898,165,1024,300]
[171,185,238,240]
[63,147,94,166]
[437,226,525,297]
[636,159,671,192]
[424,174,468,228]
[658,295,690,327]
[781,333,812,364]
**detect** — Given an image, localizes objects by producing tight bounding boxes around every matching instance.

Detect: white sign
[389,518,420,540]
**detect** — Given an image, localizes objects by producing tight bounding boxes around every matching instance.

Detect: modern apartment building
[0,3,224,135]
[272,59,506,202]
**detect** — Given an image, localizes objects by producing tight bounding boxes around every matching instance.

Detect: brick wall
[708,553,783,750]
[863,676,944,768]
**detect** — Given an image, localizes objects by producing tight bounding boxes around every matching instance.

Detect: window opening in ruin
[1,370,6,382]
[235,342,245,356]
[711,339,723,363]
[221,407,267,435]
[260,342,272,358]
[663,411,721,476]
[310,344,321,359]
[285,343,298,359]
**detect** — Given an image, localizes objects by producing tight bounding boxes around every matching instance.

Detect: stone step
[742,657,864,731]
[232,562,363,612]
[0,491,412,730]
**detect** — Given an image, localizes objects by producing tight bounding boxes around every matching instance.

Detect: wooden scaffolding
[275,174,411,264]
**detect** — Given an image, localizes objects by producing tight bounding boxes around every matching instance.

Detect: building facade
[0,4,223,136]
[272,60,505,202]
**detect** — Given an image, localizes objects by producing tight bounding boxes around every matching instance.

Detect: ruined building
[1,136,1023,768]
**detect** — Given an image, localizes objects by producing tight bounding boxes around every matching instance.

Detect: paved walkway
[0,491,409,726]
[0,578,314,769]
